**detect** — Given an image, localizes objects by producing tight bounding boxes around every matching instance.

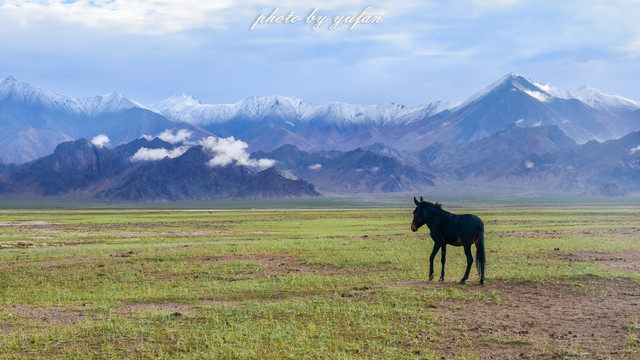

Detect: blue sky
[1,0,639,106]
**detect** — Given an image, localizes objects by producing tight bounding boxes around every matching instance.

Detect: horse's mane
[422,201,443,210]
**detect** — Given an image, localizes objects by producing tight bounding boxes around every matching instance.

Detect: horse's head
[412,197,442,232]
[411,196,425,232]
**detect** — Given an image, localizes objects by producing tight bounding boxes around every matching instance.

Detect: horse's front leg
[428,241,441,281]
[460,243,473,284]
[439,244,447,281]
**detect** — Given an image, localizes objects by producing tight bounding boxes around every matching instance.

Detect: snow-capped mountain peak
[454,73,639,112]
[151,93,202,111]
[150,94,453,127]
[0,75,78,111]
[456,73,524,107]
[455,73,573,109]
[1,75,144,115]
[570,85,640,110]
[78,92,144,115]
[235,95,312,119]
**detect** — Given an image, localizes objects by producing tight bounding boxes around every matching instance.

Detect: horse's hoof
[429,274,434,281]
[479,280,484,285]
[438,278,444,282]
[459,279,466,284]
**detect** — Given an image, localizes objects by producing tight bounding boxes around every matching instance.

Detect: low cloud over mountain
[129,129,275,170]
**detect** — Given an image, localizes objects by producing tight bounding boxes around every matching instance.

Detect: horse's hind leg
[439,244,447,281]
[460,243,473,284]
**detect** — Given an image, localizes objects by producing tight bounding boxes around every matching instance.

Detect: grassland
[0,206,639,359]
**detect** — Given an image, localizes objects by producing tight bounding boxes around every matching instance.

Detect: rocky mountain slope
[252,145,435,193]
[416,126,640,195]
[0,136,319,201]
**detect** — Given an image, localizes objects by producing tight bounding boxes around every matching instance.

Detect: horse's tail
[475,225,486,284]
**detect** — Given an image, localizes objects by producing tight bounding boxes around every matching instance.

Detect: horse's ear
[414,197,420,205]
[420,196,424,202]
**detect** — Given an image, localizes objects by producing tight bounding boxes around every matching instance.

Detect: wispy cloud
[0,0,396,35]
[130,146,190,162]
[0,0,235,34]
[0,0,637,106]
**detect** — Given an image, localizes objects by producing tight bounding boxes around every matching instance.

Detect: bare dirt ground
[424,276,639,359]
[195,253,345,277]
[560,251,640,273]
[415,251,640,359]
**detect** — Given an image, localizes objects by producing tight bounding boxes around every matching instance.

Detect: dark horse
[411,197,486,284]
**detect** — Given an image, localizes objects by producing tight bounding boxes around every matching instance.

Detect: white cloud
[128,133,274,169]
[2,0,639,107]
[308,163,322,170]
[91,134,110,148]
[630,144,640,154]
[199,136,274,170]
[0,0,402,35]
[158,129,192,144]
[241,157,274,170]
[130,146,189,162]
[0,0,236,35]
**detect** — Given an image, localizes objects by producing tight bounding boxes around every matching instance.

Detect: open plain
[0,205,639,359]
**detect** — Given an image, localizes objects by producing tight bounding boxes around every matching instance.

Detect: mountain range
[0,76,211,164]
[150,73,640,151]
[246,126,639,196]
[3,73,639,164]
[417,125,640,195]
[0,73,638,199]
[251,145,435,193]
[0,136,319,201]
